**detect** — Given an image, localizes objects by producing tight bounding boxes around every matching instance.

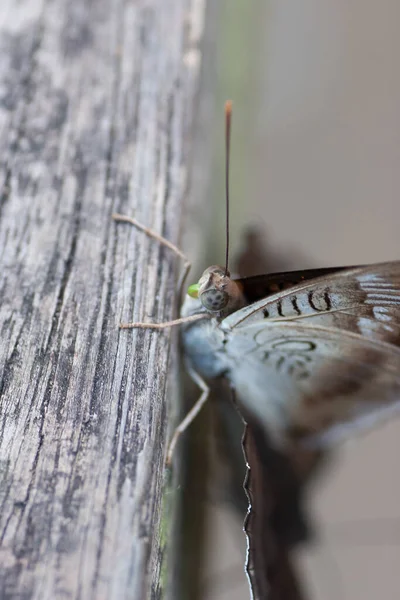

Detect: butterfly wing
[221,262,400,445]
[235,265,352,304]
[243,422,310,600]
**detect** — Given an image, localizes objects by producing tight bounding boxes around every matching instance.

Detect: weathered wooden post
[0,1,208,597]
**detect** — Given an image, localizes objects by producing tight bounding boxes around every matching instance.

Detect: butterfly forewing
[219,262,400,446]
[231,262,400,339]
[235,265,351,305]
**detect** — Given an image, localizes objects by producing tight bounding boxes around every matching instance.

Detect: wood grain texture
[0,0,205,598]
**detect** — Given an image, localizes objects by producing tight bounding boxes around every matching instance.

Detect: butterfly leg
[119,312,208,330]
[166,364,210,466]
[112,212,191,296]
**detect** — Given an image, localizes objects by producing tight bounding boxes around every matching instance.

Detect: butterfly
[180,260,400,452]
[113,102,400,598]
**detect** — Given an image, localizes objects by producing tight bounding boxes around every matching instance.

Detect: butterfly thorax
[180,266,246,380]
[180,296,227,379]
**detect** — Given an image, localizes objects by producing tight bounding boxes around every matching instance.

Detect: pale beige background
[200,1,400,598]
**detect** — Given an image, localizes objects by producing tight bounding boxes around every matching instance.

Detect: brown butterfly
[181,260,400,451]
[114,102,400,598]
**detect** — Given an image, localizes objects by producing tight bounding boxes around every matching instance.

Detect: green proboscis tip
[187,283,200,298]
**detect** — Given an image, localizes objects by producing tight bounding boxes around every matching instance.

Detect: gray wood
[0,0,206,598]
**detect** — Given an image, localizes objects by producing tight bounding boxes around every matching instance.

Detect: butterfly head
[187,265,245,316]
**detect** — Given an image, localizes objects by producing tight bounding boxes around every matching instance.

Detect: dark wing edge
[236,265,353,304]
[243,422,311,600]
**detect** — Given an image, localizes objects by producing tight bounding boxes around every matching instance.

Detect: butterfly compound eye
[196,265,240,313]
[199,288,229,312]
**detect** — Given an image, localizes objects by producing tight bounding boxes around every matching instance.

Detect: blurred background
[180,1,400,599]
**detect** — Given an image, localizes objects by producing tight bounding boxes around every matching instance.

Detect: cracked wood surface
[0,0,205,598]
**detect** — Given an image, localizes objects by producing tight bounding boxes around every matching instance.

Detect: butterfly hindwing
[220,262,400,445]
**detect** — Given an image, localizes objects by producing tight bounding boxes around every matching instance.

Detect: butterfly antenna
[224,100,232,277]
